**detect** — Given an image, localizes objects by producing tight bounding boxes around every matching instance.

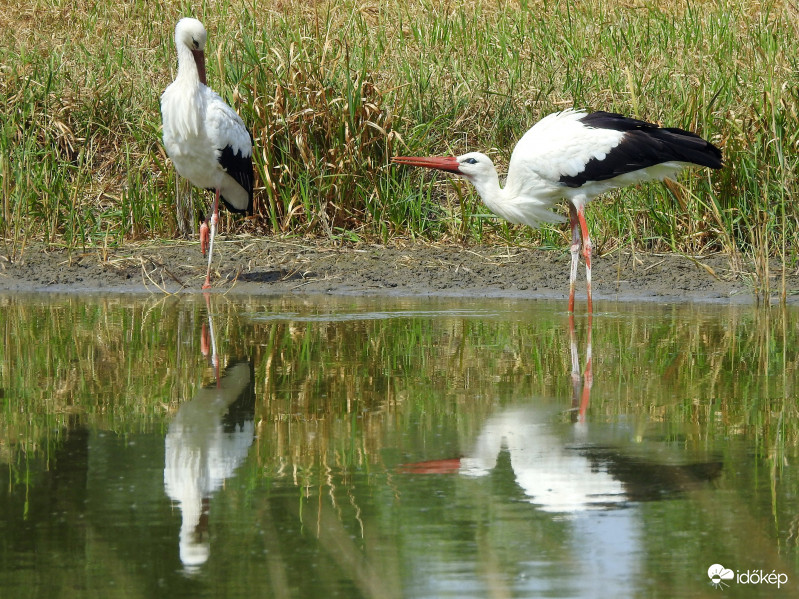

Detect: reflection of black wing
[219,360,255,434]
[582,448,723,502]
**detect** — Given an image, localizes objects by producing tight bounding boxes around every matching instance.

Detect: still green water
[1,294,798,598]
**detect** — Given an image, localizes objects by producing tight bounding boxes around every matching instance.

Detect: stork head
[176,18,207,52]
[392,152,500,199]
[393,152,495,180]
[450,152,496,182]
[175,18,208,84]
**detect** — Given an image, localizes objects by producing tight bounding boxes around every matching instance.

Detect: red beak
[392,156,461,174]
[192,48,207,85]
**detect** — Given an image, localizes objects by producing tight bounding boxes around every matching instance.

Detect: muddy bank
[0,237,794,305]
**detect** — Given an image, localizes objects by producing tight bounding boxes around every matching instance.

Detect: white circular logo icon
[708,564,734,589]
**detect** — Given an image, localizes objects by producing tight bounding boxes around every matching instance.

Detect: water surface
[1,294,797,598]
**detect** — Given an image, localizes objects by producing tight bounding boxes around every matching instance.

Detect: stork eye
[192,38,200,49]
[463,158,478,164]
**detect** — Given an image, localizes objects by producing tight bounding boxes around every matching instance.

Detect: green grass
[0,0,797,290]
[3,295,799,471]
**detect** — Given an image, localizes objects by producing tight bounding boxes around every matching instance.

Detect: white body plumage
[447,109,702,229]
[393,108,722,312]
[160,18,252,213]
[161,18,254,288]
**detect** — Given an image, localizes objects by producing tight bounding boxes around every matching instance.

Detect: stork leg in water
[201,292,220,384]
[569,312,593,423]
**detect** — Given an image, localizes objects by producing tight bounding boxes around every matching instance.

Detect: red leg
[569,312,593,423]
[203,292,220,386]
[576,204,593,314]
[200,219,209,257]
[568,203,581,313]
[569,312,581,412]
[202,189,220,289]
[579,313,593,420]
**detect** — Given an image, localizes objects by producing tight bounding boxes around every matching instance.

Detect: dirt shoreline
[0,237,794,305]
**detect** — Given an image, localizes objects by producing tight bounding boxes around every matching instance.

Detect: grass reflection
[1,295,799,596]
[1,296,797,465]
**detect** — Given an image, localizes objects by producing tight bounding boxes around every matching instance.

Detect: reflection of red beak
[397,458,462,474]
[392,156,461,174]
[192,48,207,85]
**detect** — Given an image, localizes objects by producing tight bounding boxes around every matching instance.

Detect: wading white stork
[393,109,722,312]
[161,18,253,289]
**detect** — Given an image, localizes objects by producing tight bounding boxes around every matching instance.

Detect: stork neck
[176,43,205,86]
[468,170,504,207]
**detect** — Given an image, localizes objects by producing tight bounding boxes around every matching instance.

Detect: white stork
[161,17,253,289]
[393,109,723,312]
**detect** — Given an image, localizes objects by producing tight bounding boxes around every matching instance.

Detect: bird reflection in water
[399,313,721,594]
[400,313,721,511]
[164,296,255,571]
[569,312,592,423]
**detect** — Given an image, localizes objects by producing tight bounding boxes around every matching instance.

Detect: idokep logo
[708,563,789,590]
[707,564,734,589]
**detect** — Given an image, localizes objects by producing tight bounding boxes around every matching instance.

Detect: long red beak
[392,156,461,174]
[192,48,207,85]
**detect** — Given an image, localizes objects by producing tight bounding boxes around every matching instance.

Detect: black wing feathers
[217,143,254,214]
[559,111,723,188]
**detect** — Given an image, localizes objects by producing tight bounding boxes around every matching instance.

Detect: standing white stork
[161,17,253,289]
[393,109,722,312]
